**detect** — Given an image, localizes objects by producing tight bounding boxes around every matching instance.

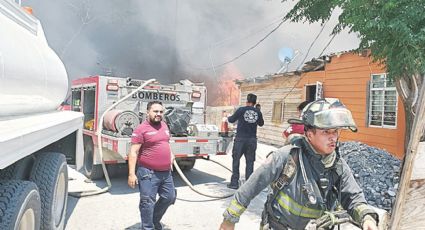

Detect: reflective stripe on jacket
[275,191,323,219]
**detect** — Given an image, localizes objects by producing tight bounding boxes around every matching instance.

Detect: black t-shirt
[228,106,264,138]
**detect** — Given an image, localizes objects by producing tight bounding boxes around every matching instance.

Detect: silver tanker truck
[0,1,84,229]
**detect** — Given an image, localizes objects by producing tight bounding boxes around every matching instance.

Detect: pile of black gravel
[339,141,401,212]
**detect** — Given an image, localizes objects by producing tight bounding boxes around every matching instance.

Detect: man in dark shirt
[227,93,264,189]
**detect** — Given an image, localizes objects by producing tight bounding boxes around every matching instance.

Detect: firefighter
[227,93,264,189]
[219,99,379,230]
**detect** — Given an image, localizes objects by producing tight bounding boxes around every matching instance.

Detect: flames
[210,64,241,106]
[187,64,242,106]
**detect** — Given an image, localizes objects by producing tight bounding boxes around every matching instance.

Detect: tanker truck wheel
[83,136,104,180]
[0,180,41,230]
[0,156,34,180]
[30,152,68,230]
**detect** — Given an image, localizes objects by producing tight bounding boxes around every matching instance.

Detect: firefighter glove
[315,210,352,230]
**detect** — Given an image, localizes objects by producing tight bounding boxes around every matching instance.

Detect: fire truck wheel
[30,152,68,230]
[0,180,41,230]
[83,136,104,180]
[176,158,196,171]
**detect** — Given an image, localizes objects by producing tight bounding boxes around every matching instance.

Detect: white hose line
[173,159,235,199]
[200,157,232,172]
[69,79,156,197]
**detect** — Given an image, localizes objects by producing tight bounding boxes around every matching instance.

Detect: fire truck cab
[71,75,232,179]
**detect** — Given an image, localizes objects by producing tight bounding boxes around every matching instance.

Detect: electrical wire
[186,17,288,71]
[318,33,337,57]
[296,20,329,71]
[208,18,286,69]
[181,13,286,55]
[213,14,286,48]
[281,20,330,101]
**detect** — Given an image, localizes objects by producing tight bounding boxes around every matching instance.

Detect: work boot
[154,222,163,230]
[227,183,239,189]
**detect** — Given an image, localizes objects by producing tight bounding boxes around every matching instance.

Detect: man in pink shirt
[128,101,175,230]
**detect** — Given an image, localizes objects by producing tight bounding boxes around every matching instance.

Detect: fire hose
[173,156,237,202]
[69,79,156,197]
[304,210,355,230]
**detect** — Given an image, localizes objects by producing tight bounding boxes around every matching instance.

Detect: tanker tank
[0,1,68,116]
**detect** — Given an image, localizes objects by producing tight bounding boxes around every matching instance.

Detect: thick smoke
[25,0,359,104]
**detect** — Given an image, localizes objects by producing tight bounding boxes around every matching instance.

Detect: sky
[25,0,360,105]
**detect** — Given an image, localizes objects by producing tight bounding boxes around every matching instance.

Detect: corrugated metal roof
[237,49,369,84]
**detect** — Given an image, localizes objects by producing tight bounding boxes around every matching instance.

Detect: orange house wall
[297,53,406,158]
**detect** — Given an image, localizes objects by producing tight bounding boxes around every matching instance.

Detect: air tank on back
[0,1,68,116]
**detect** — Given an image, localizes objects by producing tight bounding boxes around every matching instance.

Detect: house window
[368,73,398,128]
[272,101,283,123]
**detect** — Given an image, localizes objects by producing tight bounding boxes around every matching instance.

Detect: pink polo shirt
[131,120,171,171]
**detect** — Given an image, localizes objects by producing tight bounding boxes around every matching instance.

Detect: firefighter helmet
[288,98,357,132]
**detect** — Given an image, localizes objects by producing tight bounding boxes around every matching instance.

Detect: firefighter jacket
[223,137,378,229]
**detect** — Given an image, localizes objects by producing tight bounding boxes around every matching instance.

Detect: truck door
[71,85,97,131]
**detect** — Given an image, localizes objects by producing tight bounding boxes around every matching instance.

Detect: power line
[283,21,330,101]
[181,13,286,54]
[282,74,306,101]
[296,20,329,71]
[187,17,288,71]
[318,33,337,57]
[210,14,286,49]
[213,18,286,68]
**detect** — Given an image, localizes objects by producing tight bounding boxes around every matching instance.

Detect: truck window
[83,87,96,127]
[71,89,81,112]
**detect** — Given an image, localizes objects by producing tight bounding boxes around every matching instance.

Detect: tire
[30,152,68,230]
[0,156,34,180]
[176,158,196,171]
[83,136,104,180]
[0,180,41,230]
[105,163,127,178]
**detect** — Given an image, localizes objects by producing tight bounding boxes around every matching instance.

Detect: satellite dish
[278,47,294,63]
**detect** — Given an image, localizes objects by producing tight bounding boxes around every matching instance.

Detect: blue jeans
[230,137,257,185]
[137,166,176,230]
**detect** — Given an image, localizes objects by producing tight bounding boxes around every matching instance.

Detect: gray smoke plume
[25,0,359,104]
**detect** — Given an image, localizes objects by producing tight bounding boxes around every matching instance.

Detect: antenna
[277,47,300,73]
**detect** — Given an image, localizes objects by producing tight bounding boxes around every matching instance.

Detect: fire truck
[71,76,232,179]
